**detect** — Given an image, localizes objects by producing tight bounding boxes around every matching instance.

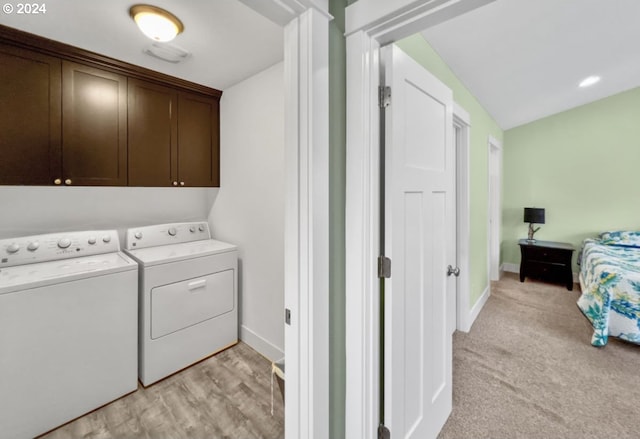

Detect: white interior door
[383,44,454,439]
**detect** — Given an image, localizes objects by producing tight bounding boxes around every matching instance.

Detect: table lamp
[524,207,545,242]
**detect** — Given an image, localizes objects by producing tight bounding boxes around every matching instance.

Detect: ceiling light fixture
[579,75,601,88]
[129,4,184,43]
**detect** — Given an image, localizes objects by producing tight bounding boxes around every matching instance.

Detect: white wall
[209,62,285,361]
[0,186,217,243]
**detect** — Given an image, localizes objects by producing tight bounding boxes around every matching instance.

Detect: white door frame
[344,1,497,437]
[240,2,330,438]
[453,103,471,332]
[488,135,502,282]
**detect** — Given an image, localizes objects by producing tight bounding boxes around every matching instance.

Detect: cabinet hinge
[378,256,391,279]
[379,86,391,108]
[378,424,391,439]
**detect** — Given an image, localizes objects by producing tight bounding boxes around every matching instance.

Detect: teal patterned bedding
[577,231,640,346]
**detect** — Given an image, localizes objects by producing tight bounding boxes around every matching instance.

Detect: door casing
[488,136,502,282]
[453,103,471,333]
[345,1,498,437]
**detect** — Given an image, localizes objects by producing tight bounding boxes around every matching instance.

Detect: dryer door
[150,269,234,339]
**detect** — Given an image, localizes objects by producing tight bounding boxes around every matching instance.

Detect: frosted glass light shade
[130,5,184,42]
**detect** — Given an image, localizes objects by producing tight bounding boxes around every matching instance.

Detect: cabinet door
[177,92,220,187]
[0,44,61,185]
[62,61,127,186]
[128,79,178,186]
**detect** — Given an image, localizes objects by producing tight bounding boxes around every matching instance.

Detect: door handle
[447,265,460,277]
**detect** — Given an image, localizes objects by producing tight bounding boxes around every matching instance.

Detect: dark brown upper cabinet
[0,52,128,187]
[128,81,220,187]
[128,79,178,186]
[62,61,128,186]
[0,43,61,185]
[177,92,220,187]
[0,25,222,188]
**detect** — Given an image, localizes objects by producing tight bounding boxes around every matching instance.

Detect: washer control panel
[0,230,121,268]
[124,222,211,250]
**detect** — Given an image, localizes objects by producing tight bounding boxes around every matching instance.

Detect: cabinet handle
[65,179,72,185]
[172,181,178,186]
[179,181,185,186]
[53,178,62,185]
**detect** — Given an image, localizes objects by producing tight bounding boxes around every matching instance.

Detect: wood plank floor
[40,342,284,439]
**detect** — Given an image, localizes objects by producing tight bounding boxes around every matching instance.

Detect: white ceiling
[0,0,283,91]
[421,0,640,130]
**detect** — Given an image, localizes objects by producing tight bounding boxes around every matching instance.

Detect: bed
[577,231,640,346]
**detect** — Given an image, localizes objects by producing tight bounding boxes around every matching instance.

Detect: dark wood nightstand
[518,239,575,291]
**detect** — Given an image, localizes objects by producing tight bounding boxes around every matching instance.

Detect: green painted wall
[329,0,346,437]
[396,34,504,306]
[502,87,640,272]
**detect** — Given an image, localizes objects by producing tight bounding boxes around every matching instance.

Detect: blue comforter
[577,231,640,346]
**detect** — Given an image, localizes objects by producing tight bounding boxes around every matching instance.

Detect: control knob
[6,243,20,254]
[198,224,205,232]
[102,235,111,243]
[27,242,40,252]
[189,226,196,233]
[57,238,71,249]
[168,227,177,236]
[88,237,97,245]
[134,232,143,239]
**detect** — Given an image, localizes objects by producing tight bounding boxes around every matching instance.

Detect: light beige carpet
[438,272,640,439]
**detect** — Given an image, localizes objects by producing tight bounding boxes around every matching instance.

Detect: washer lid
[124,239,237,267]
[0,252,137,295]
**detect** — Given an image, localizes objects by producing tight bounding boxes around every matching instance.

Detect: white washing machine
[0,230,138,439]
[124,221,238,386]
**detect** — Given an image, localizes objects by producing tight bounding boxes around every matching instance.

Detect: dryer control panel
[124,222,211,250]
[0,230,121,268]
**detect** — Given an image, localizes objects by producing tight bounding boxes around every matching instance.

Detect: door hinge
[285,308,291,325]
[378,256,391,279]
[378,424,390,439]
[379,86,391,108]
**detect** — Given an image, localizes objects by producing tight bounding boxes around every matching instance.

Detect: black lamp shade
[524,207,545,224]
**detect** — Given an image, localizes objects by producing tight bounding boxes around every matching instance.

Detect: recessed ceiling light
[579,76,601,88]
[130,4,184,43]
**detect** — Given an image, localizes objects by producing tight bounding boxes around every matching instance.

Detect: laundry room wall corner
[208,61,286,362]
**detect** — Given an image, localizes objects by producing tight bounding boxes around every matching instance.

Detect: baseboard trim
[501,262,519,274]
[501,262,579,284]
[239,325,284,362]
[468,285,490,331]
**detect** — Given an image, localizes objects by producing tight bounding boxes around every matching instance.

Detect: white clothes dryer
[0,230,138,439]
[124,221,238,387]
